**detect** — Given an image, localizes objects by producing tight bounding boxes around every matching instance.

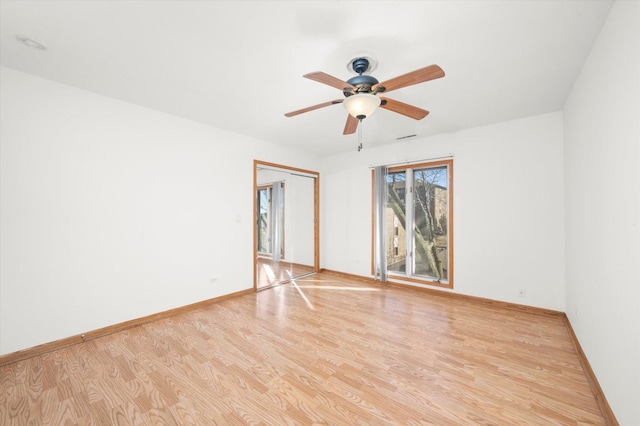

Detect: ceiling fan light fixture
[343,93,380,119]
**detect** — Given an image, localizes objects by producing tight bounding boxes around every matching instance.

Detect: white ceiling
[0,1,614,157]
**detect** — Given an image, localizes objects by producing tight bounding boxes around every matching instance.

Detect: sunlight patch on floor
[295,285,381,292]
[263,264,276,282]
[290,279,315,310]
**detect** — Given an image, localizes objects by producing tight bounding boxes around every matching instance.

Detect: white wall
[321,112,565,311]
[0,67,318,355]
[563,1,640,424]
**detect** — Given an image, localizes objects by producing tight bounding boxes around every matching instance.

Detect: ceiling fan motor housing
[345,74,379,97]
[345,57,379,96]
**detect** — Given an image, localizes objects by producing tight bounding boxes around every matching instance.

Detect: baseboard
[0,287,254,367]
[563,315,619,425]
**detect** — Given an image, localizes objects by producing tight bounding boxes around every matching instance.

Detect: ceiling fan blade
[374,65,444,93]
[284,99,344,117]
[380,97,429,120]
[304,72,355,92]
[343,114,359,135]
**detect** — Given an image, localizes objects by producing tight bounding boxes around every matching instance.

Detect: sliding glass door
[383,160,453,287]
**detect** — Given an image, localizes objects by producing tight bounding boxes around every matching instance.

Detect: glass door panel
[413,166,449,281]
[386,170,407,274]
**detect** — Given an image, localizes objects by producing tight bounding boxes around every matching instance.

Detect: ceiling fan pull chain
[358,119,363,152]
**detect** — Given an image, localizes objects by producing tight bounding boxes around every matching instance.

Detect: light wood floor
[256,257,316,289]
[1,272,605,425]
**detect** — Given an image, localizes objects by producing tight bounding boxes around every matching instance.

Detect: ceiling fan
[284,57,445,135]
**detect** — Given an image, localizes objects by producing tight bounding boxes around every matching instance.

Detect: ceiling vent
[396,134,417,140]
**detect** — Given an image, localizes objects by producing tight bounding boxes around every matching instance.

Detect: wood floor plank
[0,272,608,424]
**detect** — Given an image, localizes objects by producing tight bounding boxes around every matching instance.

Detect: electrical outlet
[518,288,527,298]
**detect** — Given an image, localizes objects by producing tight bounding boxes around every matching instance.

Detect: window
[375,159,453,288]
